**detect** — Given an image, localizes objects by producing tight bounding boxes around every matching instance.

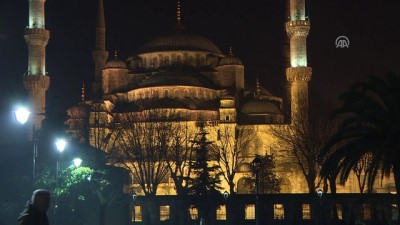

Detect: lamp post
[56,139,67,179]
[251,155,262,225]
[132,194,137,222]
[317,188,324,225]
[14,107,37,189]
[55,139,67,225]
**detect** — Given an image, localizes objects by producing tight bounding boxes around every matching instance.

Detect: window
[274,204,284,220]
[363,204,372,221]
[245,204,255,220]
[216,205,227,220]
[336,204,343,220]
[392,204,398,221]
[164,90,169,98]
[302,204,311,220]
[225,115,230,121]
[189,205,198,220]
[132,205,142,222]
[160,205,170,221]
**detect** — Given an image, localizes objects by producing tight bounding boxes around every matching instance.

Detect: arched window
[165,56,170,66]
[174,89,179,98]
[164,90,169,98]
[188,56,194,65]
[184,89,189,98]
[152,57,158,68]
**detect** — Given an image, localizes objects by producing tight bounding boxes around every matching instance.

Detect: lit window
[245,204,255,220]
[274,204,284,220]
[302,204,311,220]
[216,205,227,220]
[189,205,198,220]
[363,204,372,221]
[392,204,398,221]
[336,204,343,220]
[132,205,142,222]
[160,205,170,221]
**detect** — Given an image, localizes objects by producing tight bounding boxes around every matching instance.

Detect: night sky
[1,0,400,135]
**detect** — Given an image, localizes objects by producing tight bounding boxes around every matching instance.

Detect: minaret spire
[176,0,181,25]
[24,0,51,135]
[255,78,261,99]
[81,82,85,102]
[286,0,312,123]
[174,0,184,31]
[92,0,109,99]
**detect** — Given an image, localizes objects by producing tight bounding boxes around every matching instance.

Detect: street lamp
[73,158,82,168]
[251,155,262,225]
[55,138,67,225]
[14,107,37,189]
[55,139,67,179]
[132,194,138,222]
[15,107,31,125]
[56,139,67,153]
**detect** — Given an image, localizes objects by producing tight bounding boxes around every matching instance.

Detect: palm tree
[319,73,400,222]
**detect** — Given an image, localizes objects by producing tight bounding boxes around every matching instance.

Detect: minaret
[286,0,312,123]
[92,0,109,99]
[23,0,51,132]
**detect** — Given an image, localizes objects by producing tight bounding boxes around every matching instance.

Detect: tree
[319,73,400,224]
[352,153,374,193]
[34,143,128,225]
[114,110,171,196]
[165,121,197,196]
[244,154,281,194]
[271,97,336,193]
[213,124,254,194]
[188,121,222,195]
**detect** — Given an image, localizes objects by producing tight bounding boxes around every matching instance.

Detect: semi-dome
[241,99,282,115]
[138,31,222,55]
[104,51,128,69]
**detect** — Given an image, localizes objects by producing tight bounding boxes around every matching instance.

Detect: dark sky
[1,0,400,131]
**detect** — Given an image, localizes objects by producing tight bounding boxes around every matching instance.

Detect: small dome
[67,103,90,119]
[219,56,243,66]
[104,51,128,69]
[241,99,282,115]
[218,47,243,66]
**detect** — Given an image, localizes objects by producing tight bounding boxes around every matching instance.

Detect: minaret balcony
[285,20,310,37]
[286,67,312,82]
[24,28,50,45]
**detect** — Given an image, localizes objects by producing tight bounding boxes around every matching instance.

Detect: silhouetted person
[17,189,51,225]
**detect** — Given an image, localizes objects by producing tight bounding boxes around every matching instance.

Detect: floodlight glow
[15,107,31,125]
[55,139,67,153]
[73,158,82,168]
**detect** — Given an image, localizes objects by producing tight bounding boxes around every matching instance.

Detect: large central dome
[137,30,222,55]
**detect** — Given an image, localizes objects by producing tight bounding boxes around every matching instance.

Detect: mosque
[23,0,395,195]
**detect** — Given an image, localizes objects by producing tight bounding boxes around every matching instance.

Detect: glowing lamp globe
[55,139,67,153]
[73,158,82,168]
[15,108,31,125]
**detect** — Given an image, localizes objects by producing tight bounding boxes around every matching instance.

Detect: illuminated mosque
[24,0,395,194]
